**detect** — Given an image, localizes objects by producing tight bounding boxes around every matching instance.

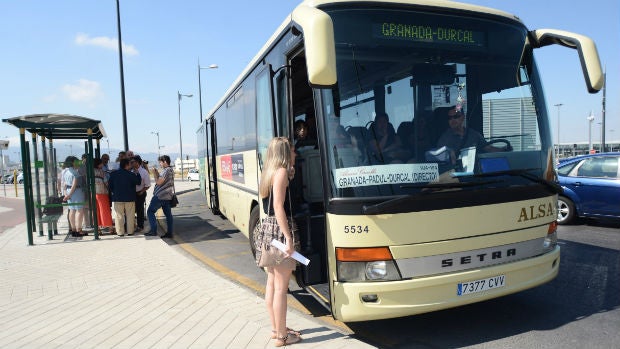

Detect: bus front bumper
[332,246,560,322]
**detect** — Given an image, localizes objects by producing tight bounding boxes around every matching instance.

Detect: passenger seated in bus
[435,106,509,164]
[368,112,410,163]
[328,118,353,147]
[294,119,317,150]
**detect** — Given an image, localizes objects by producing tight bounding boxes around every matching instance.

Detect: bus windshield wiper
[363,180,500,215]
[472,168,563,194]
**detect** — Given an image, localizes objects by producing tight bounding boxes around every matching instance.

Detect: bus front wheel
[248,205,260,260]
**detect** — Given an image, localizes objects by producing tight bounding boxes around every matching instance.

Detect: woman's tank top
[262,187,291,216]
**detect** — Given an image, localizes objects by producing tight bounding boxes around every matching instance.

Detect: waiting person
[101,153,111,181]
[131,155,151,233]
[63,156,86,237]
[110,151,127,172]
[108,158,141,237]
[145,155,175,238]
[93,158,114,234]
[258,137,302,347]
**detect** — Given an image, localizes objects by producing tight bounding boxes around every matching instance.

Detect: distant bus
[196,0,603,321]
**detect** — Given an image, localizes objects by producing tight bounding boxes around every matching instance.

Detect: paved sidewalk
[0,184,375,348]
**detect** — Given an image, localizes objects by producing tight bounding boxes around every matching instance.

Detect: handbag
[43,196,64,216]
[254,186,297,268]
[170,178,179,208]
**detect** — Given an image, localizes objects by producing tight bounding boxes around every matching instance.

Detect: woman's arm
[272,167,294,255]
[64,176,78,200]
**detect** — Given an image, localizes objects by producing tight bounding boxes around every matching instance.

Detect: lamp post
[587,112,595,152]
[198,59,218,124]
[106,139,110,155]
[151,131,160,158]
[116,0,129,151]
[65,144,73,156]
[554,103,563,159]
[178,91,193,181]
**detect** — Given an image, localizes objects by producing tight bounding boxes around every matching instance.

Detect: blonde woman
[258,137,301,347]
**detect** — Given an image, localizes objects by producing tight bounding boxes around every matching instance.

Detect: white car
[187,169,199,181]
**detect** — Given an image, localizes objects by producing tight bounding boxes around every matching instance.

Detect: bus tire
[557,196,575,225]
[248,205,260,260]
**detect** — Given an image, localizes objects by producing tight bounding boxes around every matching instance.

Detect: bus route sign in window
[334,163,439,188]
[373,22,487,47]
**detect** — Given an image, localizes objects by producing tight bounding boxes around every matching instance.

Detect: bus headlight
[337,261,401,282]
[336,247,402,282]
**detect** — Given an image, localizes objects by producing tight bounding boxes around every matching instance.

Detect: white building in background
[482,97,539,151]
[173,157,199,172]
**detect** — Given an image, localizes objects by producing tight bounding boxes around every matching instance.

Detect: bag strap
[266,182,292,222]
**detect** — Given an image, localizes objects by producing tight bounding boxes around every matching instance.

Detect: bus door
[284,50,331,309]
[205,116,220,215]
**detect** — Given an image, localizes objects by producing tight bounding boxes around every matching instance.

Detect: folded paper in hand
[270,239,310,266]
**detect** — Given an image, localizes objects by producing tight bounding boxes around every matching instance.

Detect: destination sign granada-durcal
[374,22,486,46]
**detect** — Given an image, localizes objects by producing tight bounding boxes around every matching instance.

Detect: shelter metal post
[20,130,33,245]
[32,133,43,235]
[25,142,35,233]
[87,130,99,239]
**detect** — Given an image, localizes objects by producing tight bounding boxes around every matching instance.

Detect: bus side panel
[215,150,259,237]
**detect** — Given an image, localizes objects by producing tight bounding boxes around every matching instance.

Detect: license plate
[457,275,505,296]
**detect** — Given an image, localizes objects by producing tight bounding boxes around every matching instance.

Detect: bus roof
[205,0,522,119]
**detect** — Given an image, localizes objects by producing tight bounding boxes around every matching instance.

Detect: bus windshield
[317,7,552,199]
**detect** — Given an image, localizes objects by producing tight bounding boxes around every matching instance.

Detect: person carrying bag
[254,137,302,347]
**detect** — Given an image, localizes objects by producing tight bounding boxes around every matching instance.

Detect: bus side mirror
[530,29,603,93]
[292,4,337,87]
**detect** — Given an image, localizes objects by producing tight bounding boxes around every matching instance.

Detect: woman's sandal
[274,333,301,347]
[271,328,301,339]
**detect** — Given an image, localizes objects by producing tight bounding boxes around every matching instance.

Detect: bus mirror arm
[530,29,603,93]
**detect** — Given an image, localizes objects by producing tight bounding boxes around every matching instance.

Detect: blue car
[556,152,620,224]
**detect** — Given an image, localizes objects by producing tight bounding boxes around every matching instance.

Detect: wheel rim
[557,200,569,222]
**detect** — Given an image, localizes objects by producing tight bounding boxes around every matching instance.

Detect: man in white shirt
[131,155,151,233]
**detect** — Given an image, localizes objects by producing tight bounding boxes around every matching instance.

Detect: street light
[116,0,129,151]
[198,59,218,124]
[178,91,193,181]
[151,131,160,158]
[587,112,595,152]
[106,138,110,155]
[554,103,563,159]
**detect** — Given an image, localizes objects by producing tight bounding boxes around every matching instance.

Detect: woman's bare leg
[265,267,276,333]
[273,265,292,338]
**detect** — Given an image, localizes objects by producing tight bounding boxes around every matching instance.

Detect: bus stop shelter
[2,114,107,245]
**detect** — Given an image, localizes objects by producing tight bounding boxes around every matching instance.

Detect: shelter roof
[2,113,107,140]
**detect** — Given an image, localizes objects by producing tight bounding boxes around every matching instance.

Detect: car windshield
[317,7,552,199]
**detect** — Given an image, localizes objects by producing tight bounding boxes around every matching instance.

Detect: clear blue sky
[1,0,618,162]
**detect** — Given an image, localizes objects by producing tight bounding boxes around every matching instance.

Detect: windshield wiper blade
[363,180,500,215]
[472,168,563,194]
[400,180,500,189]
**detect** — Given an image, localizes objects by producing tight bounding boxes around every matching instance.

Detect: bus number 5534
[344,225,369,234]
